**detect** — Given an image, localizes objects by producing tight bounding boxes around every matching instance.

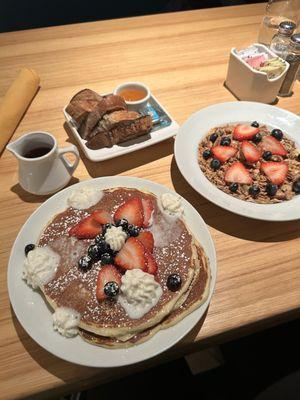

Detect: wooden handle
[0,68,40,154]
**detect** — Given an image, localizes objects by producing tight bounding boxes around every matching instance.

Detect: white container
[225,43,289,104]
[113,82,151,111]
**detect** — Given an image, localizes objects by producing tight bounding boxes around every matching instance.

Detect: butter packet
[256,58,286,79]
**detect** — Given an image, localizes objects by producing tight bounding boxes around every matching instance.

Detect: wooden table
[1,3,300,399]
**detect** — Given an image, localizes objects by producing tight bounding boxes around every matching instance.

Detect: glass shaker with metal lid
[279,33,300,96]
[270,20,296,58]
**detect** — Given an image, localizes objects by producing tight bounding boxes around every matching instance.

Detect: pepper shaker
[270,20,296,58]
[279,33,300,96]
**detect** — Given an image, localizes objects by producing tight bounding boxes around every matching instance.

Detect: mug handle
[58,145,80,175]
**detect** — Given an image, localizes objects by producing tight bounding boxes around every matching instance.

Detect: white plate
[8,177,217,367]
[174,101,300,221]
[63,93,179,162]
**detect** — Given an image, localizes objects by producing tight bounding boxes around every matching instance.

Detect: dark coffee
[23,146,52,158]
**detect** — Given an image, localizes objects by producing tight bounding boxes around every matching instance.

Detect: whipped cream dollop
[160,192,183,216]
[67,186,103,210]
[118,269,163,319]
[23,246,60,289]
[104,225,127,251]
[53,307,81,337]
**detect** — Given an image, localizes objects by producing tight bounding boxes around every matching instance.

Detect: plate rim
[174,101,300,222]
[8,176,217,367]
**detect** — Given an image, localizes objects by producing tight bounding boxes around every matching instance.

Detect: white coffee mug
[7,131,80,195]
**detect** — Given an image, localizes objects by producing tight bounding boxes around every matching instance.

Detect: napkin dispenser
[225,43,289,104]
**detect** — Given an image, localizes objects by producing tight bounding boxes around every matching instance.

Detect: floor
[70,318,300,400]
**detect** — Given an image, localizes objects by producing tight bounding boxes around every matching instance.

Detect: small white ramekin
[113,82,151,111]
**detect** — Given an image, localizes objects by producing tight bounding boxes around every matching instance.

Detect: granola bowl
[174,101,300,221]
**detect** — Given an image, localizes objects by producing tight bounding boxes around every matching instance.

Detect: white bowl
[174,101,300,222]
[113,81,151,111]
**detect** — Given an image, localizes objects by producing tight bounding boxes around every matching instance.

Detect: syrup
[23,146,52,158]
[118,88,147,102]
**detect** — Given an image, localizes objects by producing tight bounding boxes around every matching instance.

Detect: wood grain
[1,3,300,399]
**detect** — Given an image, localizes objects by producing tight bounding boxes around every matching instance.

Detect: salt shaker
[279,33,300,96]
[258,0,299,46]
[270,20,296,58]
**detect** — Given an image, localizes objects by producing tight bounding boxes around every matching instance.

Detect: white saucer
[8,177,217,367]
[174,101,300,221]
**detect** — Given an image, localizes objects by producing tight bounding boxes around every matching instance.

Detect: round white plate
[8,177,217,368]
[174,101,300,221]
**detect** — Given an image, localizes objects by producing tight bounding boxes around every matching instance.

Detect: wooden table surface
[1,3,300,399]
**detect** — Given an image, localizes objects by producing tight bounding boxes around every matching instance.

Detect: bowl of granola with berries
[174,102,300,221]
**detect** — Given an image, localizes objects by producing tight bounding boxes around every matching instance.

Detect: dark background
[1,0,266,33]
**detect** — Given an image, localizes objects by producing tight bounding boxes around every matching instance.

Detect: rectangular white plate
[63,93,179,162]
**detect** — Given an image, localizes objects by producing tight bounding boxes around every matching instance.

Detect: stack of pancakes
[38,188,211,348]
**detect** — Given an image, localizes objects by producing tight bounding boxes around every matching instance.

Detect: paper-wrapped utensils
[0,68,40,154]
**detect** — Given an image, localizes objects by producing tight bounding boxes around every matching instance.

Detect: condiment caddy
[225,43,289,103]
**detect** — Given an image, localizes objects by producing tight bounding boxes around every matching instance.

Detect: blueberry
[115,218,129,230]
[102,223,113,235]
[202,149,211,160]
[104,281,119,297]
[248,185,260,198]
[252,133,262,144]
[209,133,218,143]
[292,180,300,194]
[271,129,283,141]
[229,183,238,193]
[78,255,92,271]
[127,224,140,237]
[266,183,278,197]
[220,136,231,146]
[167,274,182,292]
[101,252,114,265]
[210,159,221,170]
[25,243,35,256]
[263,151,272,161]
[95,234,109,250]
[251,121,259,128]
[88,244,102,261]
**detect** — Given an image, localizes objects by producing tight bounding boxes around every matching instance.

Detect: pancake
[37,188,200,340]
[79,244,211,348]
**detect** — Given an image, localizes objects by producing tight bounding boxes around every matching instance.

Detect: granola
[198,123,300,204]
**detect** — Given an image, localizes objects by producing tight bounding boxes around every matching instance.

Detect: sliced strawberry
[225,161,252,184]
[115,237,146,271]
[241,141,261,163]
[92,210,112,225]
[211,145,237,163]
[260,161,288,185]
[96,264,122,301]
[144,251,157,275]
[137,231,154,252]
[259,136,287,156]
[69,215,101,239]
[233,124,259,141]
[141,198,154,227]
[114,197,144,227]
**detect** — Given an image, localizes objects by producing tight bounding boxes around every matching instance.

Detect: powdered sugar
[149,214,183,248]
